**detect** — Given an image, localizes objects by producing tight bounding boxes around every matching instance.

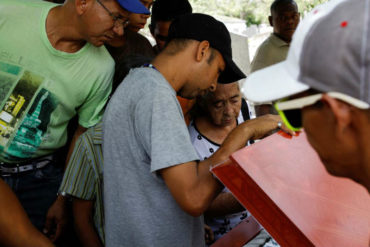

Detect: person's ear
[322,94,352,135]
[195,40,210,62]
[208,83,217,92]
[75,0,89,15]
[268,16,273,27]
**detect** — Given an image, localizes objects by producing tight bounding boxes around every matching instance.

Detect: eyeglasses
[274,92,370,131]
[96,0,130,28]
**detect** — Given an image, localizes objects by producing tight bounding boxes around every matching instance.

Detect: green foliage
[189,0,329,27]
[245,11,262,27]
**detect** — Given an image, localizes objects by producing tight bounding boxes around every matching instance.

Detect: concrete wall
[230,32,250,76]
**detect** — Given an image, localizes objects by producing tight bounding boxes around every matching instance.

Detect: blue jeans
[2,161,63,231]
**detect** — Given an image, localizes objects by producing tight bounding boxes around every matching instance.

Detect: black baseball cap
[168,13,246,84]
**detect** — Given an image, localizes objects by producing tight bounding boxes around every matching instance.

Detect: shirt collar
[270,33,290,47]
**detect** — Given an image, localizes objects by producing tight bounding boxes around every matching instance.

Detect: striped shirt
[59,122,105,243]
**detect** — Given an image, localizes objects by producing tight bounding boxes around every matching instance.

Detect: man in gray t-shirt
[103,14,287,246]
[104,68,204,246]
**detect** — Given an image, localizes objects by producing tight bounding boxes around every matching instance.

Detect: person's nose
[113,25,124,37]
[224,102,233,116]
[286,16,295,26]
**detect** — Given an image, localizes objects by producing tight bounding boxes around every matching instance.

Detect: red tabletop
[211,131,370,247]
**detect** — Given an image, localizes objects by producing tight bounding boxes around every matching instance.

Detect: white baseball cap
[243,0,370,108]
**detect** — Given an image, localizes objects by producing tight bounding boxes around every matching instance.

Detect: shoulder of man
[270,33,289,47]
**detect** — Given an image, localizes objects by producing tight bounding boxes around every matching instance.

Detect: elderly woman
[188,82,284,246]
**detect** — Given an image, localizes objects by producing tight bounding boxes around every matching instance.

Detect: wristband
[57,191,73,202]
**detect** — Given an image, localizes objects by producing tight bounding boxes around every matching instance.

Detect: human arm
[160,114,294,217]
[43,124,87,241]
[254,104,278,116]
[65,124,87,167]
[205,192,245,218]
[204,224,215,245]
[43,195,69,242]
[72,199,103,247]
[44,57,110,240]
[0,179,54,247]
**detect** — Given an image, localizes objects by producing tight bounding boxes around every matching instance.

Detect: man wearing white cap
[244,0,370,193]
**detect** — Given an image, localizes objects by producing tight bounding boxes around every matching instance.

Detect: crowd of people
[0,0,368,246]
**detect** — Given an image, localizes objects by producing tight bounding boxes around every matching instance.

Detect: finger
[274,115,297,136]
[282,124,297,136]
[52,221,65,242]
[43,216,53,235]
[278,121,297,136]
[209,229,214,241]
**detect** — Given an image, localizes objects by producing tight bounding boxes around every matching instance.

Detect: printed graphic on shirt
[0,61,58,161]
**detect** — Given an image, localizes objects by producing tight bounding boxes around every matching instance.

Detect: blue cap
[117,0,150,15]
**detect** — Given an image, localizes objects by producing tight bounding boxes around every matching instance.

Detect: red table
[211,131,370,247]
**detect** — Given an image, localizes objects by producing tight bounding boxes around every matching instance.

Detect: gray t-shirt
[103,68,203,247]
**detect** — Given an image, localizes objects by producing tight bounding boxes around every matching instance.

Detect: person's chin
[177,91,195,99]
[91,39,105,47]
[106,38,125,48]
[323,162,344,178]
[179,94,195,100]
[283,30,295,38]
[128,26,141,33]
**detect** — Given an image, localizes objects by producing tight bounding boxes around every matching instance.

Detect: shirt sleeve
[249,43,272,73]
[135,88,199,173]
[59,134,96,200]
[77,67,114,128]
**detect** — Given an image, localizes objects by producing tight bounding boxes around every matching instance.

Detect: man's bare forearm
[0,179,54,247]
[189,121,257,215]
[161,115,286,217]
[73,199,103,247]
[195,115,284,213]
[205,192,245,218]
[65,125,87,168]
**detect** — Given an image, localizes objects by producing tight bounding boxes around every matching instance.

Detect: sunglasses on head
[274,92,370,131]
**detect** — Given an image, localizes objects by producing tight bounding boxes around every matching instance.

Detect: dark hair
[162,38,193,55]
[270,0,297,14]
[149,0,192,33]
[107,30,155,63]
[105,30,155,93]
